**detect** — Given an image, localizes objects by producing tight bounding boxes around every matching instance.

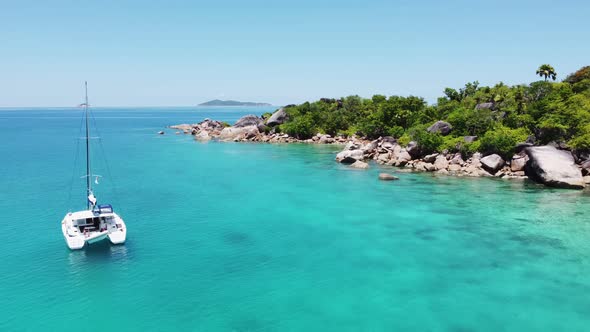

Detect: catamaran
[61,82,127,250]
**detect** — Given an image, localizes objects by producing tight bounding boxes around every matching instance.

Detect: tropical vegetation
[276,65,590,158]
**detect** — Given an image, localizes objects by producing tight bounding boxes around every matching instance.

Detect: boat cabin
[68,207,116,233]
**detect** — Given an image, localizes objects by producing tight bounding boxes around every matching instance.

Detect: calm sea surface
[1,107,590,331]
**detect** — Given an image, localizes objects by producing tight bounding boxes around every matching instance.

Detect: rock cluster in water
[333,136,589,189]
[169,112,347,144]
[169,110,590,190]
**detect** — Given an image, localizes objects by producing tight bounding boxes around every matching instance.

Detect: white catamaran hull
[61,211,127,250]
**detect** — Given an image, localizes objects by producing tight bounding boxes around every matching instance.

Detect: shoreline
[167,114,590,190]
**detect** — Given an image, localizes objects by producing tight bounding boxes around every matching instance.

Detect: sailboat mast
[84,81,92,209]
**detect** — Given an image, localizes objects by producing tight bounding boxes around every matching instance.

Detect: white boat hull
[61,211,127,250]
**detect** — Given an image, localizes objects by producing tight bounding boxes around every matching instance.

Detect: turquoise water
[1,107,590,331]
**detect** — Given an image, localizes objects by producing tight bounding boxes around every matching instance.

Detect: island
[198,99,272,107]
[170,64,590,190]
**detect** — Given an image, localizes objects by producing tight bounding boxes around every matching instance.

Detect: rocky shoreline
[168,112,590,190]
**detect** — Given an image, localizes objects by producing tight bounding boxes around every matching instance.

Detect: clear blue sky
[1,0,588,107]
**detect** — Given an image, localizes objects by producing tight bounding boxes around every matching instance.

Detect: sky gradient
[1,0,589,107]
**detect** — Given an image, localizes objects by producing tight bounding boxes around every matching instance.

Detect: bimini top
[95,204,113,214]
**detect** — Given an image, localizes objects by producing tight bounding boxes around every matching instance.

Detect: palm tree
[536,64,557,81]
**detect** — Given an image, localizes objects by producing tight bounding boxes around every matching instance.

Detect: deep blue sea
[1,107,590,331]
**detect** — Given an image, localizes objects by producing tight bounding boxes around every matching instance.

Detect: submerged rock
[378,173,399,181]
[524,146,584,189]
[350,160,369,169]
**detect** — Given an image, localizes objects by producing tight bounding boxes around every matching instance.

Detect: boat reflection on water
[67,241,130,269]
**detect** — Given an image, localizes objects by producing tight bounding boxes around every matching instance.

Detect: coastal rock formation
[219,126,259,141]
[342,140,361,151]
[234,114,263,128]
[318,134,335,144]
[362,140,379,153]
[200,119,226,131]
[194,131,211,141]
[449,153,464,165]
[394,149,412,166]
[266,108,288,126]
[510,154,529,172]
[406,141,420,159]
[480,154,505,174]
[515,142,534,153]
[524,146,584,189]
[427,121,452,135]
[378,173,399,181]
[434,155,449,170]
[336,149,364,164]
[423,153,439,163]
[170,117,586,189]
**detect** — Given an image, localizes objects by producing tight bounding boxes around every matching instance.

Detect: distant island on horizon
[198,99,273,107]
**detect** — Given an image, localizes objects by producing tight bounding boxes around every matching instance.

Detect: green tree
[479,126,530,159]
[536,64,557,81]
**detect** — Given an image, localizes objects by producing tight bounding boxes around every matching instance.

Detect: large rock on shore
[234,115,263,128]
[480,154,505,174]
[200,119,226,131]
[266,108,288,126]
[406,141,421,159]
[434,155,449,170]
[423,153,438,163]
[393,149,412,166]
[427,121,452,135]
[524,146,585,189]
[318,134,334,144]
[219,126,259,141]
[335,149,364,164]
[510,154,529,172]
[362,140,379,153]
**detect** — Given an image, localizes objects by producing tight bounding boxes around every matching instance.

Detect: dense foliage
[277,65,590,157]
